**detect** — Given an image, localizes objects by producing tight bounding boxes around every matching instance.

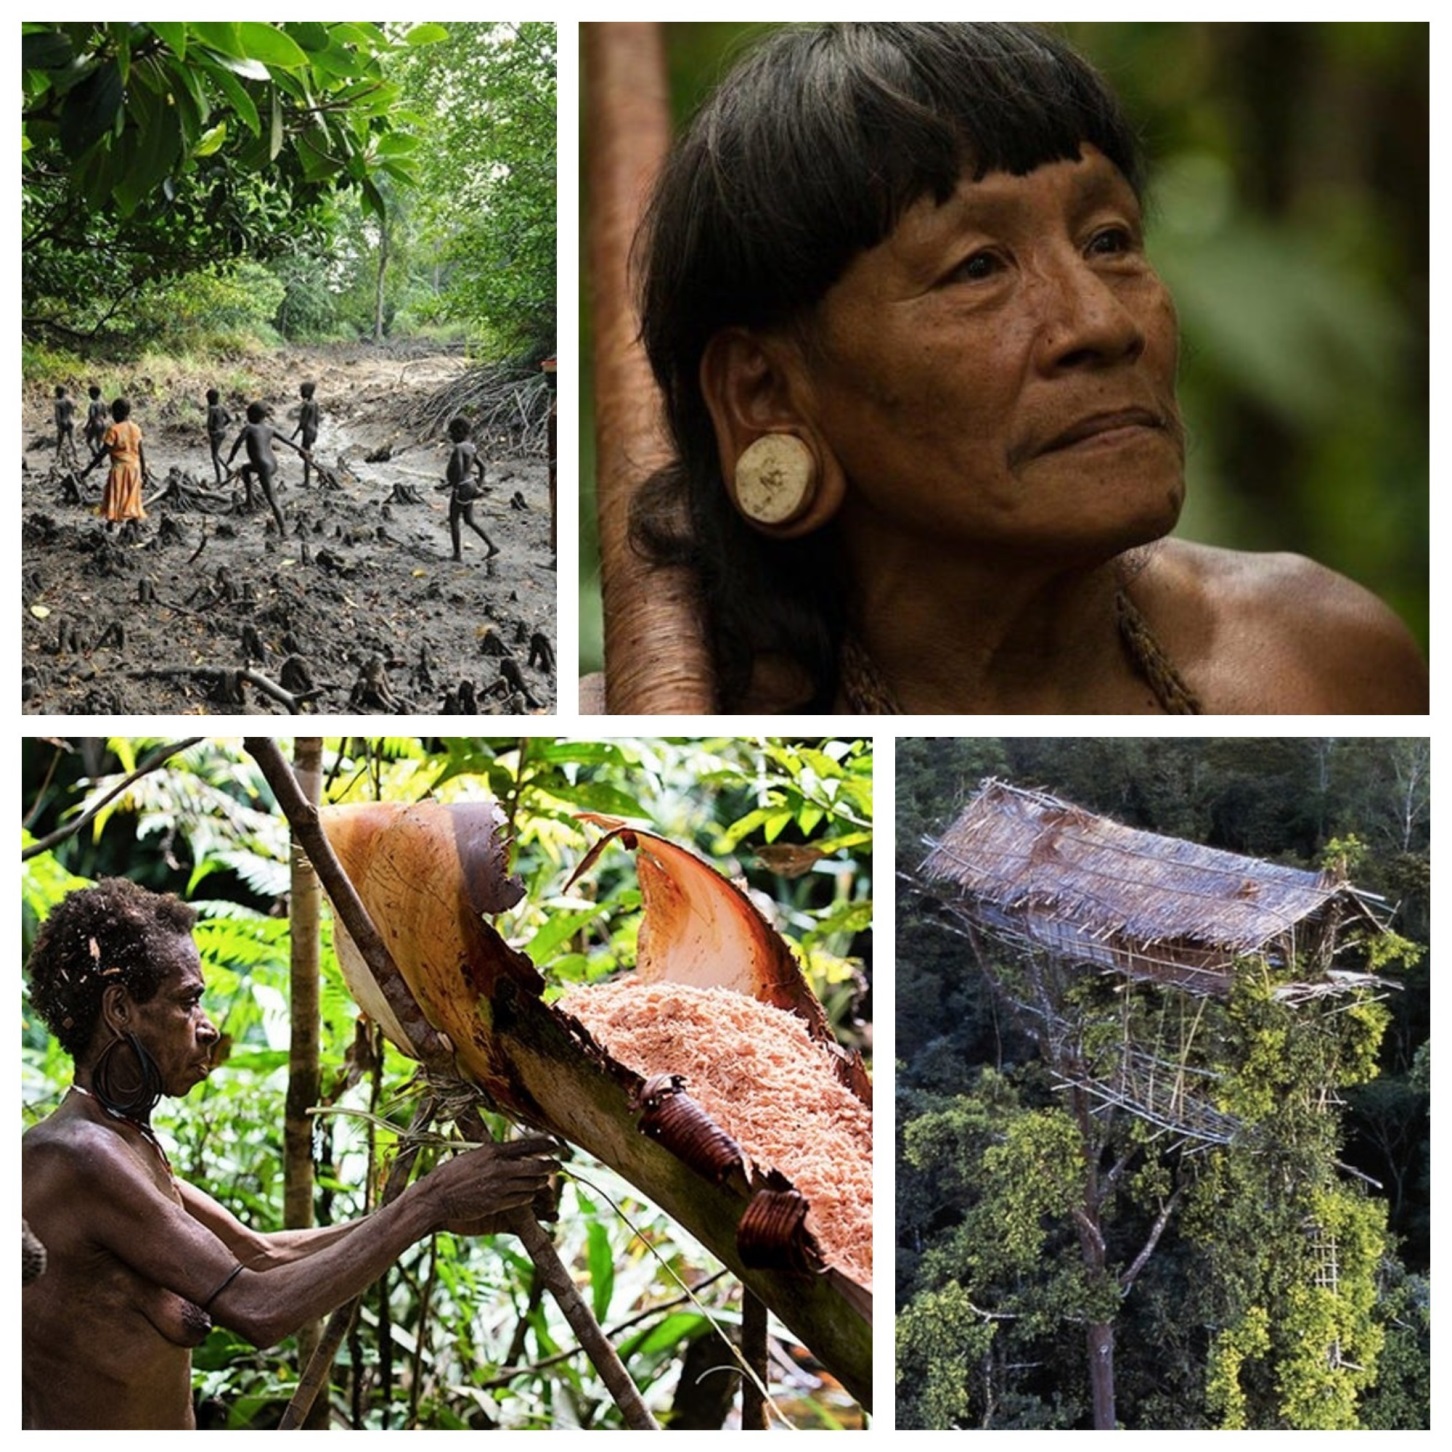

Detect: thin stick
[246,739,659,1431]
[278,1096,434,1430]
[741,1291,769,1430]
[473,1270,730,1390]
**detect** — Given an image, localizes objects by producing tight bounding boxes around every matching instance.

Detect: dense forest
[23,20,555,362]
[895,737,1429,1429]
[22,737,872,1429]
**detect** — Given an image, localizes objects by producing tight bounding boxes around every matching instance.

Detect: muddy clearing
[22,344,556,715]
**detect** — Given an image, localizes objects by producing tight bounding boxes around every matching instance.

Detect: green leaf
[404,23,451,47]
[763,808,795,844]
[203,49,272,84]
[523,905,608,967]
[360,176,387,220]
[193,120,227,158]
[58,59,124,160]
[375,131,421,157]
[148,23,187,61]
[283,23,332,53]
[377,159,417,187]
[21,31,74,72]
[556,782,651,819]
[203,61,259,137]
[586,1221,614,1321]
[112,84,180,216]
[234,23,310,71]
[619,1311,712,1362]
[190,23,246,58]
[169,58,212,142]
[269,87,284,162]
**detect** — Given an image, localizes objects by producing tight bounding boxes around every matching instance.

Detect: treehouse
[921,780,1388,1001]
[919,780,1396,1150]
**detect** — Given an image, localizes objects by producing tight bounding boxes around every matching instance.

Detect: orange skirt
[101,462,146,522]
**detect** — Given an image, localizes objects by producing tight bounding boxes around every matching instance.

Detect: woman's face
[797,146,1185,566]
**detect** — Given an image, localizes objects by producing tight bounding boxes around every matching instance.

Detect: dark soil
[22,344,556,715]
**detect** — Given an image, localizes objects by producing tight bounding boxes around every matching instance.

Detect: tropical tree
[391,22,557,358]
[21,21,443,344]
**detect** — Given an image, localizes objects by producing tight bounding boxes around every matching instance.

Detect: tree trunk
[1086,1321,1116,1430]
[285,737,326,1427]
[374,222,390,343]
[1070,1086,1117,1430]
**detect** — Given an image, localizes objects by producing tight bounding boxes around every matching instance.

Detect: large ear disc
[733,434,818,527]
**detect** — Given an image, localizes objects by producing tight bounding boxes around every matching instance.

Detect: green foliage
[22,21,441,346]
[126,261,288,353]
[896,1284,995,1429]
[21,736,869,1429]
[389,23,557,357]
[1205,1305,1270,1429]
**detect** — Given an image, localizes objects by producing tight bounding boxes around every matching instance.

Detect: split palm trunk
[319,801,872,1409]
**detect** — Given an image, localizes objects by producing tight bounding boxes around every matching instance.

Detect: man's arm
[33,1128,555,1348]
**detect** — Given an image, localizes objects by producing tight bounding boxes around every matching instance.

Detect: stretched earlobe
[101,982,130,1034]
[701,329,846,538]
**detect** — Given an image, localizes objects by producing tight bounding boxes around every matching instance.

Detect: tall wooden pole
[585,22,714,712]
[284,737,328,1426]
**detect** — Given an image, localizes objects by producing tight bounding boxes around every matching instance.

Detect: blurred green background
[580,23,1429,676]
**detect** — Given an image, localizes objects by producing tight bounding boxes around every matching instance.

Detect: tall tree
[391,22,557,357]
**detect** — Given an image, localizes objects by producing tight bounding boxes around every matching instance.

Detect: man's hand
[415,1139,559,1236]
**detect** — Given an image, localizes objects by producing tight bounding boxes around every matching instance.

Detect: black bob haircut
[632,23,1146,710]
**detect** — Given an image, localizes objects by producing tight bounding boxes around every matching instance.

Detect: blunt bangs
[639,23,1144,427]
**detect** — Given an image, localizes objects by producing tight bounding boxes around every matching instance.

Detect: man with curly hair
[23,878,558,1430]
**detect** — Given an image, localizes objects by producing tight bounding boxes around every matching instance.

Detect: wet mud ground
[21,347,557,715]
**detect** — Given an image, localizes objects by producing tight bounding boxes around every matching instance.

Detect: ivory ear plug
[734,434,817,525]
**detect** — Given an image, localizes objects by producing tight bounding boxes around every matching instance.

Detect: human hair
[55,385,66,397]
[88,384,101,400]
[26,878,197,1059]
[447,416,472,442]
[111,397,130,422]
[300,380,316,398]
[206,388,220,404]
[631,23,1146,709]
[246,401,267,423]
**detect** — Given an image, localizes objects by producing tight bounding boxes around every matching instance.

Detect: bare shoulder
[1137,541,1428,714]
[24,1112,149,1194]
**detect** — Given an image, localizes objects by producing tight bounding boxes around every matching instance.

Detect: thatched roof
[921,780,1382,990]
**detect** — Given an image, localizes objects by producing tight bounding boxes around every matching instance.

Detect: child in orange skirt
[82,397,150,525]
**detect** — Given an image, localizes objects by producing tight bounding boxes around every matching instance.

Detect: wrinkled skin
[713,149,1427,713]
[23,930,556,1429]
